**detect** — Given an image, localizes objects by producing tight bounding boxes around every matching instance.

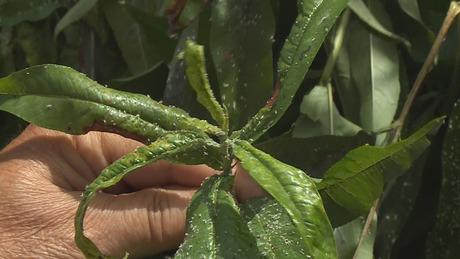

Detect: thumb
[82,186,196,258]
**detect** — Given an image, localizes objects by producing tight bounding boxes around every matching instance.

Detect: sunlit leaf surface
[234,140,337,258]
[175,174,258,258]
[0,65,223,138]
[240,197,309,258]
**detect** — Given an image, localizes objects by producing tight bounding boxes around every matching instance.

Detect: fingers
[0,176,88,258]
[82,186,196,258]
[0,175,196,258]
[0,125,95,192]
[5,125,260,202]
[121,161,219,190]
[0,125,267,258]
[0,124,204,258]
[3,125,218,192]
[81,165,264,258]
[68,126,219,190]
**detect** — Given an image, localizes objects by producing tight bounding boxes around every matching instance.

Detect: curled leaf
[75,131,220,258]
[0,65,223,138]
[183,40,227,131]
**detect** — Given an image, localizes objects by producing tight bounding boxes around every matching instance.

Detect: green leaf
[240,197,309,258]
[233,140,337,258]
[175,174,259,258]
[183,40,227,130]
[0,94,167,142]
[348,0,410,47]
[165,137,222,170]
[397,0,424,24]
[292,85,362,138]
[209,0,274,131]
[123,4,177,64]
[255,132,372,178]
[233,0,349,142]
[75,131,216,258]
[54,0,98,38]
[334,215,377,259]
[0,65,223,137]
[317,117,443,226]
[334,35,361,124]
[426,103,460,258]
[0,0,65,27]
[102,0,161,75]
[346,0,400,143]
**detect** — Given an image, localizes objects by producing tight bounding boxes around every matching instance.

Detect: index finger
[122,161,220,189]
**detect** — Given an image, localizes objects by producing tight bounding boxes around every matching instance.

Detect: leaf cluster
[1,0,460,258]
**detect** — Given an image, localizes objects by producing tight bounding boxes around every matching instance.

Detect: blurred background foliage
[1,0,460,258]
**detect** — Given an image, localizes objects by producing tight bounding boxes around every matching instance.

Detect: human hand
[0,125,224,258]
[0,125,267,258]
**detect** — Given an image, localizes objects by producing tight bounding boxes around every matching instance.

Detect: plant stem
[320,9,351,86]
[393,1,460,142]
[320,9,351,135]
[219,136,232,175]
[327,81,334,135]
[353,196,380,259]
[354,2,460,257]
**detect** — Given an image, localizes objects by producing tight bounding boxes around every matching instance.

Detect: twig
[393,1,460,142]
[353,197,379,259]
[353,2,460,258]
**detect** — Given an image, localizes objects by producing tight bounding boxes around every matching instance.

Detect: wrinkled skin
[0,125,264,258]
